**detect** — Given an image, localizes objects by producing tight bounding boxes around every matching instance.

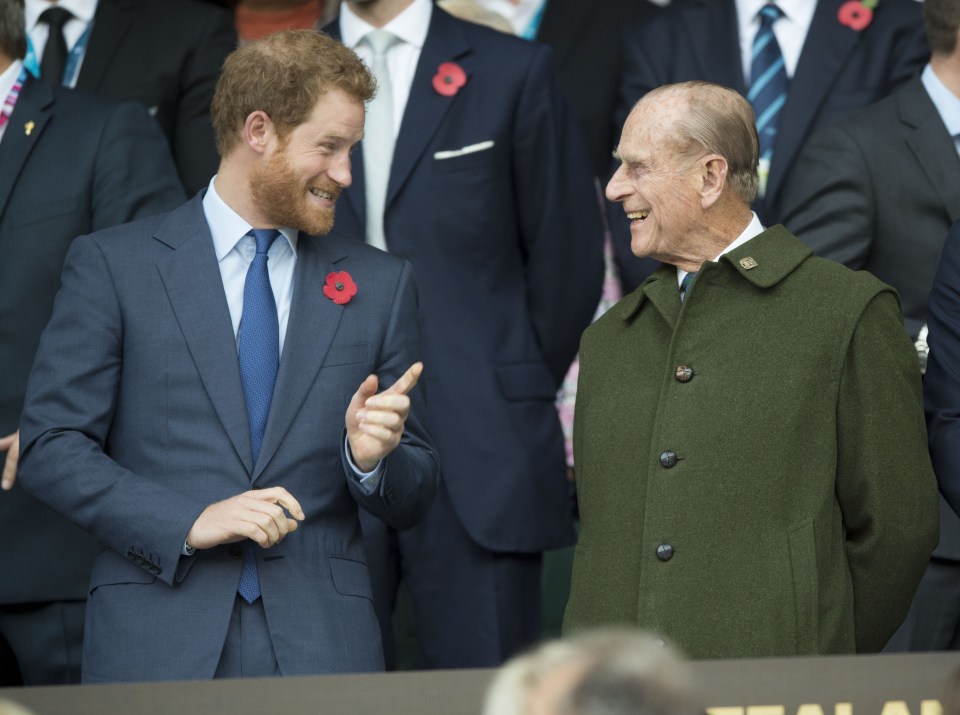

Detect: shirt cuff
[344,435,384,495]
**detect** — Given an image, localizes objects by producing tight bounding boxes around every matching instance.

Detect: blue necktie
[237,228,281,604]
[679,272,697,302]
[747,4,788,166]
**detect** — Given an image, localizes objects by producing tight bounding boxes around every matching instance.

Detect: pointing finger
[382,362,423,397]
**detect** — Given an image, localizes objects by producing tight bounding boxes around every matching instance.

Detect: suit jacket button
[674,365,694,383]
[656,544,674,562]
[229,546,243,559]
[659,450,678,468]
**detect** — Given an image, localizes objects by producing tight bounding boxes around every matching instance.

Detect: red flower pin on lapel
[323,271,357,305]
[432,62,467,97]
[837,0,877,31]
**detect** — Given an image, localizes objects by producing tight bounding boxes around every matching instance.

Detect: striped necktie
[679,272,697,302]
[747,4,788,177]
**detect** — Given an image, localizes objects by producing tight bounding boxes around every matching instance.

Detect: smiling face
[249,88,364,236]
[606,95,707,268]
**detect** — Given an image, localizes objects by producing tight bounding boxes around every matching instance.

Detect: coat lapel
[769,0,857,202]
[899,78,960,221]
[154,198,255,475]
[686,0,744,92]
[75,0,135,93]
[0,77,52,223]
[253,236,350,481]
[386,9,470,208]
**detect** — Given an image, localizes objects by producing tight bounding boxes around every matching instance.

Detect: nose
[606,163,629,203]
[329,151,352,188]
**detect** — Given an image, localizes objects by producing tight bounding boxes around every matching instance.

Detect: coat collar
[622,225,812,322]
[0,75,53,223]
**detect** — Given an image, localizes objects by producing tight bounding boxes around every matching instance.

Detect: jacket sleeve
[18,236,205,586]
[925,223,960,518]
[835,289,939,652]
[781,124,873,270]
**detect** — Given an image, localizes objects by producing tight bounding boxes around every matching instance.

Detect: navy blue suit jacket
[18,196,440,681]
[612,0,927,291]
[327,8,604,553]
[925,222,960,522]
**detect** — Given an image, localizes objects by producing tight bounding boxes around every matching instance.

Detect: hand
[346,362,423,472]
[0,430,18,491]
[186,486,305,550]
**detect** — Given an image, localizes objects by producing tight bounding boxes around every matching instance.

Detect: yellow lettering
[796,705,826,715]
[880,702,911,715]
[921,701,942,715]
[749,707,785,715]
[834,703,852,715]
[707,708,745,715]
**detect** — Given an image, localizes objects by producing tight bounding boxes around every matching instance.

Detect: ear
[242,110,275,155]
[699,154,728,210]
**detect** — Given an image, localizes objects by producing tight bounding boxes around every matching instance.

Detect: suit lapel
[387,9,469,208]
[900,78,960,221]
[769,0,857,202]
[253,236,349,481]
[154,198,255,475]
[0,77,52,223]
[75,0,135,92]
[685,0,744,92]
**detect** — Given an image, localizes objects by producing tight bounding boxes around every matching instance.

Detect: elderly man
[563,81,939,658]
[17,30,439,682]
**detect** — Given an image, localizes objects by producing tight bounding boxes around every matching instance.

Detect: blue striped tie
[679,272,697,302]
[747,4,789,166]
[237,228,281,604]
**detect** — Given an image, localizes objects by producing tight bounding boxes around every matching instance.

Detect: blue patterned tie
[679,272,697,302]
[237,228,281,604]
[747,4,788,168]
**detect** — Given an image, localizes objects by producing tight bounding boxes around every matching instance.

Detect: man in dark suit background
[0,0,185,684]
[16,29,439,682]
[25,0,236,194]
[611,0,927,291]
[782,0,960,652]
[327,0,604,669]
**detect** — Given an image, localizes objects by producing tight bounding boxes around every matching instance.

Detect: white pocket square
[433,140,495,160]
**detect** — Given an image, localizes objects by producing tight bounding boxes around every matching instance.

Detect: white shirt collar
[203,177,298,262]
[340,0,432,51]
[26,0,98,29]
[677,212,765,286]
[922,63,960,140]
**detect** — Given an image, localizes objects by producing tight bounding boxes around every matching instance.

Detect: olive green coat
[563,226,939,658]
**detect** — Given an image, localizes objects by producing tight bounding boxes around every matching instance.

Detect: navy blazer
[612,0,927,291]
[327,8,604,553]
[17,196,440,681]
[0,76,184,607]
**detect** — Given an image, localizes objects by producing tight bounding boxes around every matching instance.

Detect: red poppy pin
[323,271,357,305]
[432,62,467,97]
[837,0,877,31]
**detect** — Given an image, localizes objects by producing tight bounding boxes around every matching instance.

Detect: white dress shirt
[339,0,432,135]
[735,0,816,82]
[677,212,765,287]
[26,0,98,87]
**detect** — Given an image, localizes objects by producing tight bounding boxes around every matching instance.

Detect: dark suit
[535,0,658,178]
[327,7,604,667]
[74,0,236,194]
[17,196,440,682]
[0,74,184,685]
[612,0,927,291]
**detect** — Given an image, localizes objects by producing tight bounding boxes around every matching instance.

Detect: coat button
[674,365,694,383]
[656,544,674,561]
[659,450,678,468]
[228,545,243,559]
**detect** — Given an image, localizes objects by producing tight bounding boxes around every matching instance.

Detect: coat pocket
[329,556,373,601]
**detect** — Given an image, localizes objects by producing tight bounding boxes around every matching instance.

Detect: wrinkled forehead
[618,95,687,163]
